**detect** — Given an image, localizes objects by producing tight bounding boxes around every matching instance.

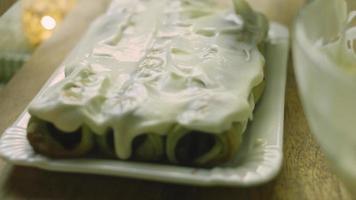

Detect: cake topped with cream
[28,0,268,162]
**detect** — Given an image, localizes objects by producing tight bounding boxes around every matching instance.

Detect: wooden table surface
[0,0,15,16]
[0,0,353,199]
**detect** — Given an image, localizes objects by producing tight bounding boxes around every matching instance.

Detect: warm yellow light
[22,0,77,46]
[40,15,57,30]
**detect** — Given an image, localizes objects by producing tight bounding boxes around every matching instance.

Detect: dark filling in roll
[105,130,115,152]
[132,134,148,160]
[46,123,82,150]
[175,131,216,165]
[132,135,148,152]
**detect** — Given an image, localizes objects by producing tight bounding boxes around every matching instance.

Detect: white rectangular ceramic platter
[0,0,289,186]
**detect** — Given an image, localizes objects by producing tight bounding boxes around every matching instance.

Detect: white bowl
[293,0,356,195]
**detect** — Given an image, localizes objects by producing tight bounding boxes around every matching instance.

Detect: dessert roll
[131,134,165,161]
[27,117,95,158]
[166,122,245,167]
[96,130,116,157]
[97,131,165,161]
[166,79,264,167]
[252,80,266,103]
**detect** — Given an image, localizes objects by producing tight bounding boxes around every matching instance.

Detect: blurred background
[0,0,76,86]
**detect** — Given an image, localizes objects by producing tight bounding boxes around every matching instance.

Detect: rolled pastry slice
[96,130,116,157]
[27,117,94,158]
[131,134,165,162]
[252,80,266,103]
[96,131,165,162]
[166,122,245,167]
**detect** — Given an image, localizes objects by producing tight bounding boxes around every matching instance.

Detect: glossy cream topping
[29,0,266,159]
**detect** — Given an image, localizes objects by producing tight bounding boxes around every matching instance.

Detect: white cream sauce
[29,0,265,159]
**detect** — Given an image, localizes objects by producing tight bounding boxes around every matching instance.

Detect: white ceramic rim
[293,1,356,84]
